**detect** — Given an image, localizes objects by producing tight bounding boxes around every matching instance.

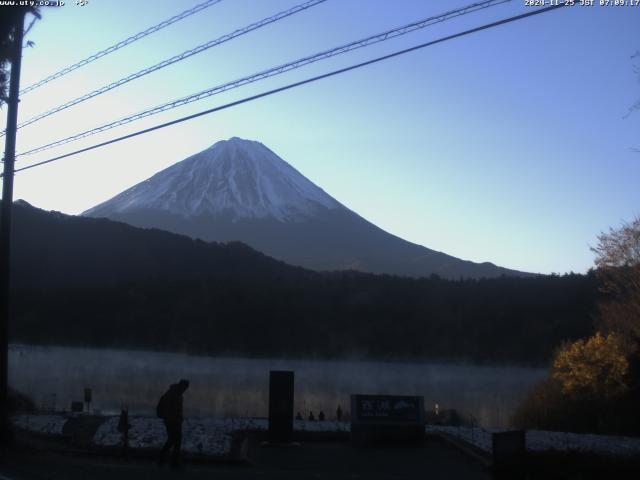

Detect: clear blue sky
[2,0,639,274]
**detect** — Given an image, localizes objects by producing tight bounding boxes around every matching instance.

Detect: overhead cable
[19,0,225,95]
[9,0,327,134]
[17,0,511,157]
[8,3,571,177]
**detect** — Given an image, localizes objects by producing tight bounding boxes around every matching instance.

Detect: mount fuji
[83,137,527,279]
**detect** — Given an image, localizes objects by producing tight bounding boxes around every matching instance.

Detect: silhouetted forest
[8,201,598,364]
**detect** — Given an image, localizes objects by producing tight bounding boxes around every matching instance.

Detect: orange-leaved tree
[514,217,640,433]
[551,331,628,399]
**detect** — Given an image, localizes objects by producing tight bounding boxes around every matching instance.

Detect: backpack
[156,393,168,419]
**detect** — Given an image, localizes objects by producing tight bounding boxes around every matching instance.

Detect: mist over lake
[9,344,546,428]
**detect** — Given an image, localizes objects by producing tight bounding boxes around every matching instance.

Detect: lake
[9,344,546,428]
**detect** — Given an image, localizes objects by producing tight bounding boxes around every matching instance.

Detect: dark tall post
[0,9,25,445]
[268,370,294,443]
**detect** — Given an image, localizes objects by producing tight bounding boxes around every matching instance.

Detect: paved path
[0,438,490,480]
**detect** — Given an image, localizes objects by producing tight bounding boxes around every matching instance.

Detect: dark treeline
[8,201,598,364]
[11,274,598,365]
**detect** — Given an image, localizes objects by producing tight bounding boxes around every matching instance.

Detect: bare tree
[592,216,640,344]
[625,51,640,153]
[0,6,39,107]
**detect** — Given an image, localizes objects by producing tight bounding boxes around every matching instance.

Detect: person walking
[157,379,189,467]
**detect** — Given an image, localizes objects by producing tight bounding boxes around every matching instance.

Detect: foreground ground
[14,414,640,459]
[0,437,489,480]
[3,428,640,479]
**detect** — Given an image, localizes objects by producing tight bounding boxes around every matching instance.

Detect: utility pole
[0,8,25,446]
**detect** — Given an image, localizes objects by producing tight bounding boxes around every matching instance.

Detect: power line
[9,0,327,135]
[17,0,511,157]
[19,0,225,96]
[7,3,570,177]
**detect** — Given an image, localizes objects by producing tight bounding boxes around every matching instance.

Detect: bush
[512,333,640,435]
[512,378,566,431]
[552,332,628,400]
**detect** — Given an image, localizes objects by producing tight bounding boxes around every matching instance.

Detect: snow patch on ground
[427,426,640,458]
[13,413,350,458]
[92,416,349,457]
[12,414,68,435]
[294,419,350,432]
[18,414,638,460]
[93,417,233,456]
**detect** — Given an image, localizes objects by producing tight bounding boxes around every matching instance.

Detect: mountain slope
[9,200,308,291]
[84,137,528,279]
[86,137,340,222]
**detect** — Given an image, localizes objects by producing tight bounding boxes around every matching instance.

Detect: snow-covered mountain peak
[84,137,341,222]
